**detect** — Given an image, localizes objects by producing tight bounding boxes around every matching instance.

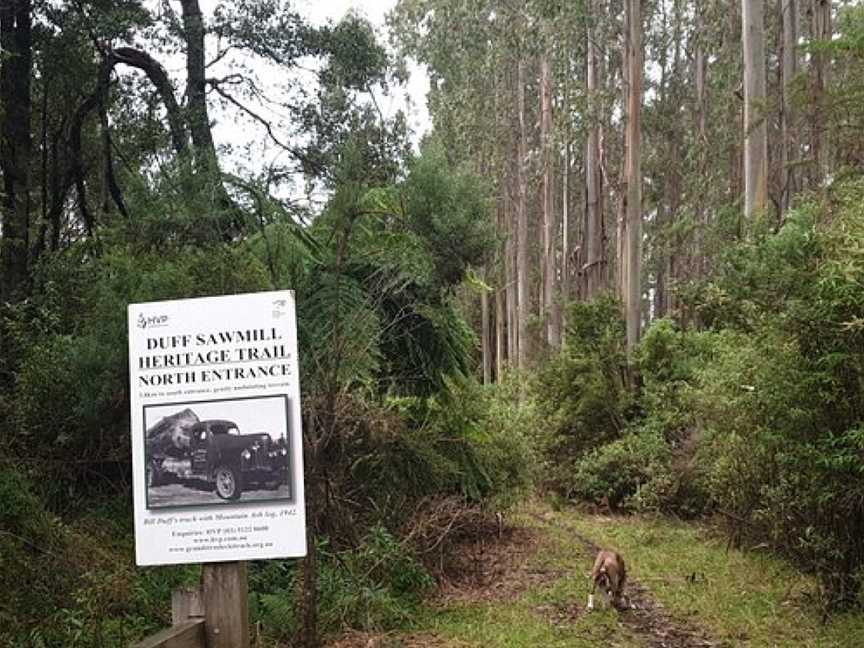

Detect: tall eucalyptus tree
[743,0,768,218]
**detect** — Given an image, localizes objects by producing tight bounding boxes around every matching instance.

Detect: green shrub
[6,244,271,505]
[0,472,199,647]
[681,179,864,608]
[355,376,535,513]
[251,527,433,641]
[568,425,674,512]
[417,375,535,504]
[537,179,864,610]
[532,295,631,494]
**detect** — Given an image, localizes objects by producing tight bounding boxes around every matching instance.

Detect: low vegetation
[327,503,864,648]
[533,179,864,611]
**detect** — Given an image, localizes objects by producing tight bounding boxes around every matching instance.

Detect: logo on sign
[138,313,169,329]
[272,299,287,319]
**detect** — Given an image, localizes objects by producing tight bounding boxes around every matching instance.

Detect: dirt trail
[551,515,720,648]
[328,511,724,648]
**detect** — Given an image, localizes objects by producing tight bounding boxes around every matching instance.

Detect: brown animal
[588,549,628,610]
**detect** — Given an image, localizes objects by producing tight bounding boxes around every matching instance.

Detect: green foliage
[317,527,433,632]
[813,5,864,171]
[292,140,495,396]
[251,528,433,641]
[414,376,535,505]
[6,244,271,504]
[569,425,675,512]
[341,376,534,532]
[402,139,496,289]
[0,473,198,647]
[556,318,713,515]
[671,179,864,607]
[532,180,864,609]
[532,295,631,492]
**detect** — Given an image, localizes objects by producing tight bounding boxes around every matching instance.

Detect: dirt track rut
[554,516,721,648]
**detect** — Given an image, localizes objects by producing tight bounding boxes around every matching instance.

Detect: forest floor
[325,502,864,648]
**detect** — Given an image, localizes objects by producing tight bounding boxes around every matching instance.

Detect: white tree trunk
[743,0,768,218]
[781,0,798,212]
[516,58,529,369]
[562,140,570,338]
[625,0,643,354]
[495,286,505,380]
[810,0,832,184]
[481,282,491,384]
[585,4,604,300]
[540,50,560,347]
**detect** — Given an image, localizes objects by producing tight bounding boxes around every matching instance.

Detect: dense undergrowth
[3,172,864,644]
[533,177,864,611]
[0,143,534,646]
[0,380,533,646]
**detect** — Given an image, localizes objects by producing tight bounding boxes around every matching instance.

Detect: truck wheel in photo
[214,464,242,500]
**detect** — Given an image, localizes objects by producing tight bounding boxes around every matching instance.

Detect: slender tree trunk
[495,285,505,381]
[743,0,768,218]
[810,0,831,185]
[0,0,32,302]
[495,195,505,379]
[300,413,320,648]
[654,0,670,323]
[180,0,218,172]
[695,16,707,139]
[562,73,571,303]
[659,1,684,317]
[781,0,798,212]
[179,0,239,238]
[655,201,667,319]
[516,57,529,369]
[505,188,517,365]
[562,140,570,335]
[694,9,708,277]
[617,19,630,306]
[624,0,643,354]
[540,50,560,348]
[34,74,48,262]
[481,282,491,384]
[585,7,604,300]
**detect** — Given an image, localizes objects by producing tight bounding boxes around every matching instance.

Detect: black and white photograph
[144,394,293,509]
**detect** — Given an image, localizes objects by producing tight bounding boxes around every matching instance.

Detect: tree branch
[111,46,188,155]
[209,82,328,177]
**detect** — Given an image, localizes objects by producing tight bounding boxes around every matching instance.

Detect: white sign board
[128,291,306,566]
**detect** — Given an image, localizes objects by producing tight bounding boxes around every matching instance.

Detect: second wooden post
[202,561,249,648]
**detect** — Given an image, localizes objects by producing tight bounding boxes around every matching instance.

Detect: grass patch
[371,508,645,647]
[326,503,864,647]
[560,508,864,647]
[414,596,642,648]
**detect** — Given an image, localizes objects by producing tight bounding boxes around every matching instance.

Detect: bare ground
[435,525,564,604]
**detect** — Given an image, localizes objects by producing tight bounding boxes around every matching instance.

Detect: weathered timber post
[202,562,249,648]
[172,586,204,625]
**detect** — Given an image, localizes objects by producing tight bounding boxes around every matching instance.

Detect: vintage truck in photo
[145,412,289,501]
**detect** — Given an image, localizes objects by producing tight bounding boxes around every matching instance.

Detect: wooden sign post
[128,292,307,646]
[202,562,249,648]
[134,562,249,648]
